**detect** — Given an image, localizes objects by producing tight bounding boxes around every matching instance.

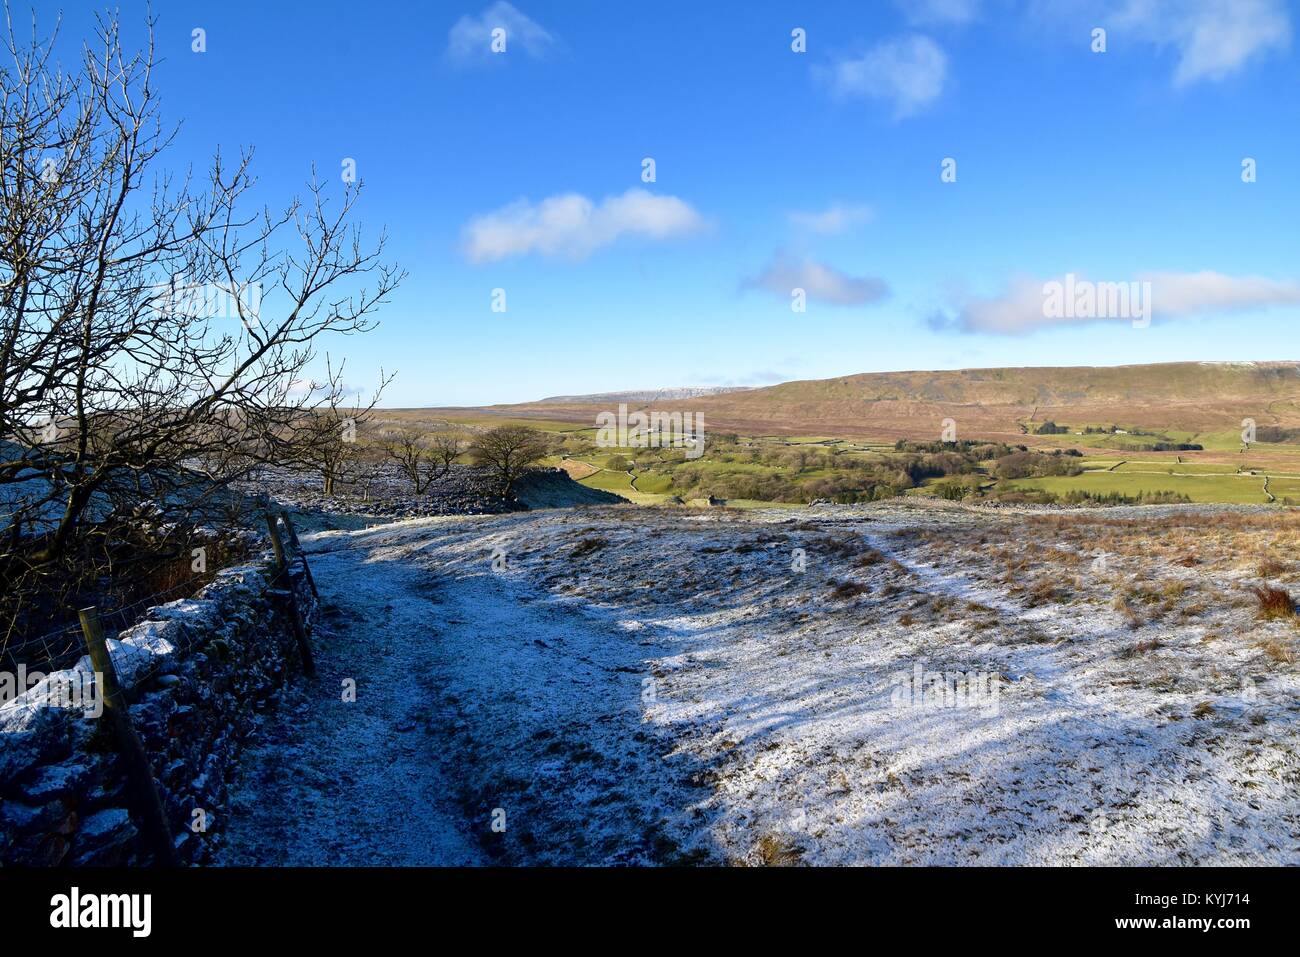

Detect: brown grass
[1257,557,1288,578]
[1160,580,1189,601]
[571,536,609,558]
[828,580,870,601]
[1251,586,1296,620]
[1118,638,1161,658]
[1257,638,1295,663]
[810,533,867,560]
[1113,596,1143,630]
[1023,575,1073,606]
[855,547,886,567]
[753,834,805,867]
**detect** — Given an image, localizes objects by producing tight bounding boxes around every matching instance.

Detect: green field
[631,472,674,494]
[1110,461,1241,475]
[1002,472,1273,504]
[577,469,635,492]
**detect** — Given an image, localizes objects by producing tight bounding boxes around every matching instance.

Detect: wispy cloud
[463,188,707,262]
[820,34,949,118]
[1116,0,1291,85]
[743,252,889,307]
[446,2,557,65]
[935,270,1300,334]
[789,203,874,235]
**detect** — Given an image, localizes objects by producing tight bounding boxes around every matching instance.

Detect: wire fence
[1,621,87,675]
[2,511,314,680]
[3,573,230,675]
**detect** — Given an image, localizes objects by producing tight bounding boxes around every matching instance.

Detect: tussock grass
[855,547,886,567]
[1021,574,1079,606]
[828,580,870,601]
[810,533,868,559]
[1257,638,1295,663]
[1251,586,1296,620]
[1118,638,1161,658]
[571,536,609,558]
[752,834,805,867]
[1113,595,1143,629]
[1257,557,1288,578]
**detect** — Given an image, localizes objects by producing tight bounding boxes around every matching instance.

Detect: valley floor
[216,501,1300,865]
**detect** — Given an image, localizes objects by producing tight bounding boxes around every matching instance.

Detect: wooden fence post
[265,511,316,678]
[78,607,179,867]
[278,509,319,600]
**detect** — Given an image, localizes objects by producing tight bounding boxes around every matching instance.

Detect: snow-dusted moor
[211,501,1300,866]
[2,1,1298,925]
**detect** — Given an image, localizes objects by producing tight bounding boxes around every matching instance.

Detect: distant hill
[465,361,1300,439]
[533,386,751,405]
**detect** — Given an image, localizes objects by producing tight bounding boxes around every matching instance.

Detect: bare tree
[468,426,550,496]
[0,9,403,636]
[383,429,464,495]
[291,360,391,497]
[429,432,466,475]
[384,430,430,493]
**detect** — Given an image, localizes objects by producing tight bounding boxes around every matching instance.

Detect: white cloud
[1144,270,1300,312]
[789,203,874,235]
[743,253,889,306]
[1115,0,1291,85]
[896,0,980,25]
[447,2,557,64]
[942,270,1300,334]
[462,188,707,262]
[822,35,949,118]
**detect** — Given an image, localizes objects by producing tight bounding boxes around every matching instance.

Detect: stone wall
[0,558,315,865]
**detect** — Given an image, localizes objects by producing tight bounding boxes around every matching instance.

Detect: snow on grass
[218,502,1300,865]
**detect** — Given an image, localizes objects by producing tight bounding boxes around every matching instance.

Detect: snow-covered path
[214,526,486,865]
[216,514,709,865]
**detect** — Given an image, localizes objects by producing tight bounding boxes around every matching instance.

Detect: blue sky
[33,0,1300,405]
